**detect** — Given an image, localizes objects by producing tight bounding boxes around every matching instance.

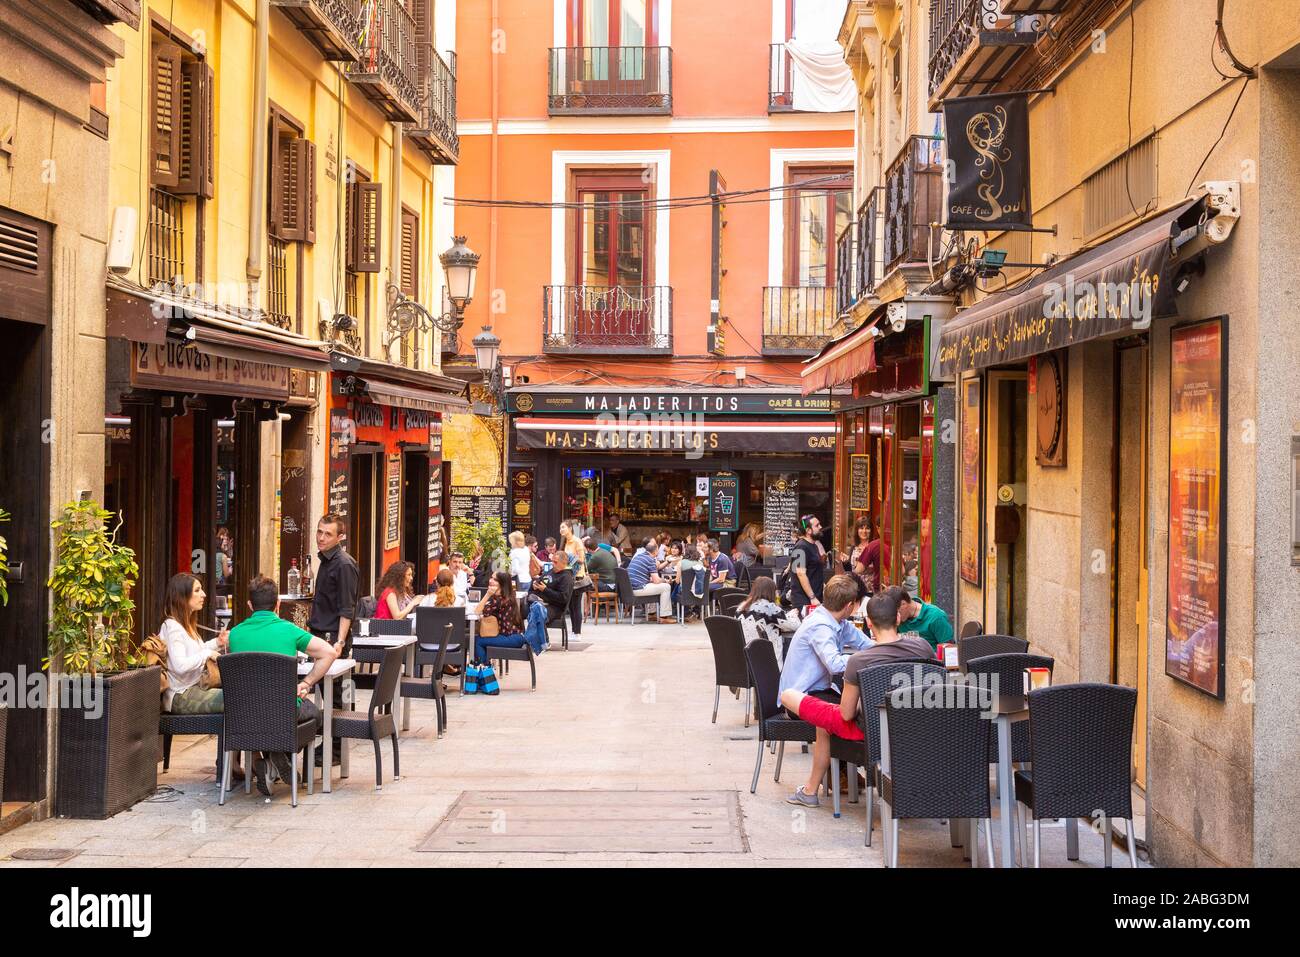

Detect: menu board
[384,453,402,550]
[450,485,508,527]
[1165,319,1226,699]
[850,454,871,512]
[709,471,739,532]
[427,460,444,560]
[510,468,535,536]
[763,472,799,557]
[328,409,352,526]
[960,378,982,586]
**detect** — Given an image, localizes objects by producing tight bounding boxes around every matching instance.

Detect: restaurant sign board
[132,341,291,400]
[507,390,841,415]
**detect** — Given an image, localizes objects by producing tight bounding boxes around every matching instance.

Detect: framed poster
[849,454,871,512]
[709,471,739,532]
[384,452,402,550]
[1165,318,1227,699]
[959,376,983,586]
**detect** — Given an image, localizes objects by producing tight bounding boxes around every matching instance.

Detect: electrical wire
[1214,0,1256,78]
[1122,1,1145,220]
[1183,73,1250,197]
[447,176,850,212]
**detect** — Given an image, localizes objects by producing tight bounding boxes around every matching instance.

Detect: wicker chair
[676,567,709,623]
[614,566,662,624]
[879,682,995,867]
[743,637,816,793]
[957,633,1028,670]
[704,615,754,727]
[218,652,318,807]
[326,643,404,789]
[959,620,984,639]
[352,617,415,691]
[714,591,747,616]
[415,606,467,691]
[854,660,947,846]
[159,711,224,776]
[1015,683,1139,868]
[400,623,453,737]
[965,652,1055,767]
[710,586,747,611]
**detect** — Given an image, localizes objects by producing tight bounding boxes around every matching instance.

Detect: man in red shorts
[780,591,935,806]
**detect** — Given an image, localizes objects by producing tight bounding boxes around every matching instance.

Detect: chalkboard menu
[450,485,508,527]
[763,472,799,556]
[850,454,871,512]
[510,468,535,536]
[328,409,352,524]
[427,459,444,560]
[709,471,739,531]
[384,453,402,549]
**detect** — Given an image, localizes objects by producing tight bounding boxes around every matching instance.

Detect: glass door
[573,0,654,86]
[564,467,603,535]
[575,173,650,345]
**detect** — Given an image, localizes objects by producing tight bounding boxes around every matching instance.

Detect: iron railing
[272,0,365,61]
[769,43,795,111]
[763,286,837,354]
[347,0,422,122]
[835,224,857,317]
[549,47,672,114]
[409,48,459,163]
[543,285,673,353]
[858,187,884,297]
[883,136,944,274]
[147,187,185,288]
[928,0,1046,99]
[267,235,291,330]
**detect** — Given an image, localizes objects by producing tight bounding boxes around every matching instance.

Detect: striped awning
[800,312,881,395]
[514,416,836,453]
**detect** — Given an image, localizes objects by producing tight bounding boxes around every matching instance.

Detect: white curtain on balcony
[787,0,855,113]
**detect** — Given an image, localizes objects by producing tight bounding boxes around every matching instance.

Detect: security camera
[887,302,907,334]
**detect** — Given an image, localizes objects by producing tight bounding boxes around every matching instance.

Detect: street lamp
[384,236,480,360]
[472,326,501,383]
[440,235,480,317]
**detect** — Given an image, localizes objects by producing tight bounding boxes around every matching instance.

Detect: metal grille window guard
[835,224,857,316]
[267,235,291,330]
[271,1,365,61]
[411,48,459,160]
[543,285,673,353]
[858,187,883,298]
[147,187,185,288]
[345,271,360,327]
[347,0,421,120]
[883,136,944,275]
[769,43,799,111]
[548,47,672,114]
[763,286,837,354]
[927,0,1046,99]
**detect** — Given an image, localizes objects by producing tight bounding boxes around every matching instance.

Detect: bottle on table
[300,554,312,596]
[287,558,301,598]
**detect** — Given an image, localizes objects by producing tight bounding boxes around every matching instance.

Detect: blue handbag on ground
[479,662,500,695]
[464,663,481,695]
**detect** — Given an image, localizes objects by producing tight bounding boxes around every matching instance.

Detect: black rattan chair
[854,659,947,846]
[352,618,416,691]
[1015,682,1139,868]
[749,564,776,583]
[704,615,754,726]
[326,643,403,789]
[715,591,747,616]
[959,620,984,639]
[218,652,317,807]
[159,711,224,777]
[483,630,538,692]
[965,652,1055,767]
[614,566,661,624]
[958,633,1028,670]
[415,606,466,691]
[711,586,747,612]
[400,623,453,737]
[676,567,709,623]
[879,682,995,867]
[744,638,815,793]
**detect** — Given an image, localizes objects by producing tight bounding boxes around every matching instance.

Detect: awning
[515,416,836,454]
[800,311,881,395]
[934,197,1213,377]
[354,377,469,415]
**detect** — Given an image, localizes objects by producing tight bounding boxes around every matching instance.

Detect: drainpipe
[246,0,270,307]
[390,119,403,360]
[488,0,499,329]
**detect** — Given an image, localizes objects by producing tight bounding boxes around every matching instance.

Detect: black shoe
[269,752,295,784]
[252,758,272,796]
[313,742,343,764]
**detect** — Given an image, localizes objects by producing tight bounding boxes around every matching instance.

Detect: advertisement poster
[1166,319,1226,698]
[709,471,739,532]
[384,452,402,550]
[960,377,982,586]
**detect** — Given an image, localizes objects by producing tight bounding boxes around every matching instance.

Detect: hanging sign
[850,454,871,512]
[384,453,402,550]
[709,471,739,532]
[942,92,1033,231]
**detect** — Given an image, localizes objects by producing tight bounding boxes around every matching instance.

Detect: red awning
[800,316,879,395]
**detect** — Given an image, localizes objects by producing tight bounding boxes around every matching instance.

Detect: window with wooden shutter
[176,59,213,198]
[150,41,184,187]
[268,107,315,244]
[300,140,317,244]
[400,208,418,296]
[354,181,383,273]
[278,137,305,242]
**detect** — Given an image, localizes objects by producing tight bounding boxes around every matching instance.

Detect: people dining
[446,551,470,604]
[472,572,527,663]
[706,539,736,593]
[530,549,575,626]
[627,537,673,620]
[736,576,790,661]
[428,568,458,607]
[160,573,227,715]
[887,585,954,651]
[735,522,763,569]
[673,545,707,619]
[374,560,424,620]
[583,535,618,591]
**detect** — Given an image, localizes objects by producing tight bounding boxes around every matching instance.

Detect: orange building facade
[451,0,857,549]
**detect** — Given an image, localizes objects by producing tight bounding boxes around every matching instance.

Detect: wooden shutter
[278,137,306,242]
[346,177,358,270]
[176,59,214,198]
[355,181,382,273]
[150,41,184,187]
[268,110,285,238]
[300,140,317,245]
[400,208,418,296]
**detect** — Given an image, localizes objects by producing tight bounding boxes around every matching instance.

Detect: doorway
[1113,341,1150,788]
[350,447,381,596]
[402,449,430,591]
[984,372,1028,636]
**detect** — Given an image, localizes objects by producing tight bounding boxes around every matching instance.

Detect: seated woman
[473,572,526,664]
[736,576,792,662]
[671,545,707,619]
[432,568,458,607]
[374,560,424,620]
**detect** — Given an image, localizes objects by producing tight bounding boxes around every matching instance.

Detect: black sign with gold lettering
[943,92,1033,231]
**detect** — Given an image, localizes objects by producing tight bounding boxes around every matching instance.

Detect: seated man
[780,592,937,804]
[227,575,338,795]
[887,586,954,651]
[627,537,672,619]
[775,575,871,807]
[530,550,574,625]
[583,535,618,591]
[707,539,736,593]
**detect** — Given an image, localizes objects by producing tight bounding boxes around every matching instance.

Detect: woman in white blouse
[508,530,532,588]
[161,573,227,714]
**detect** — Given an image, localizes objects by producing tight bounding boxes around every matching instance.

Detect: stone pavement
[0,618,1137,868]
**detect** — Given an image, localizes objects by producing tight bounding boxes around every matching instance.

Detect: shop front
[326,357,468,596]
[504,388,838,553]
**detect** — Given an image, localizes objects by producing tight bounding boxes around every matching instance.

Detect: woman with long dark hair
[737,575,792,661]
[473,571,526,663]
[161,573,226,715]
[374,560,423,619]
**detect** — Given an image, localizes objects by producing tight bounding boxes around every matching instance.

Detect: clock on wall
[1035,351,1067,467]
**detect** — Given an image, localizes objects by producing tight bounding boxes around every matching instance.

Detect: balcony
[408,49,459,164]
[543,286,673,355]
[548,47,672,115]
[927,0,1046,106]
[272,0,364,61]
[763,287,837,355]
[72,0,140,28]
[882,136,944,275]
[857,187,883,298]
[347,0,422,123]
[835,225,857,317]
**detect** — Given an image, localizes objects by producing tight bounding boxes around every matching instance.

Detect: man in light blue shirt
[776,574,872,806]
[627,537,672,619]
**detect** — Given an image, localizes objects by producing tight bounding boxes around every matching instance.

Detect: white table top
[351,634,417,648]
[298,657,356,678]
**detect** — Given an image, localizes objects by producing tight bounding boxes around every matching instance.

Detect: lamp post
[384,236,480,359]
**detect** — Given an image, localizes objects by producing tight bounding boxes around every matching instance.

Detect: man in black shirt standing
[308,513,359,656]
[790,514,827,614]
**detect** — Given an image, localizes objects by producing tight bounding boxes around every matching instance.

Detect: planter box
[55,666,161,819]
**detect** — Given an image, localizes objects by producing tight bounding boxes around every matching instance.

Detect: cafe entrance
[984,371,1028,637]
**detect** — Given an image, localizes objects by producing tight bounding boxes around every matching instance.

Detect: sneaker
[269,751,295,784]
[252,758,272,796]
[786,785,819,808]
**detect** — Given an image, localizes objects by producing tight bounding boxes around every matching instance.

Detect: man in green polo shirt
[888,586,954,651]
[228,575,337,793]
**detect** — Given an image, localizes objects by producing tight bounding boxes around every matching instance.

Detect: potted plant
[451,516,507,577]
[46,500,160,819]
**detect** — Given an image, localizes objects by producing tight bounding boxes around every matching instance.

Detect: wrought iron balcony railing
[763,286,837,355]
[769,43,795,111]
[272,0,365,61]
[543,285,673,354]
[408,49,459,165]
[857,188,883,298]
[883,135,944,275]
[927,0,1046,103]
[549,47,672,114]
[835,225,857,317]
[347,0,422,123]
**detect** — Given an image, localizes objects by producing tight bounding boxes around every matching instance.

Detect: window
[400,205,420,368]
[573,170,650,290]
[569,0,656,47]
[345,163,382,352]
[785,166,852,287]
[1083,136,1158,237]
[267,105,314,330]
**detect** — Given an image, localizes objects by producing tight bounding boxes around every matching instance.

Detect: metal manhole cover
[418,790,747,854]
[9,848,79,861]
